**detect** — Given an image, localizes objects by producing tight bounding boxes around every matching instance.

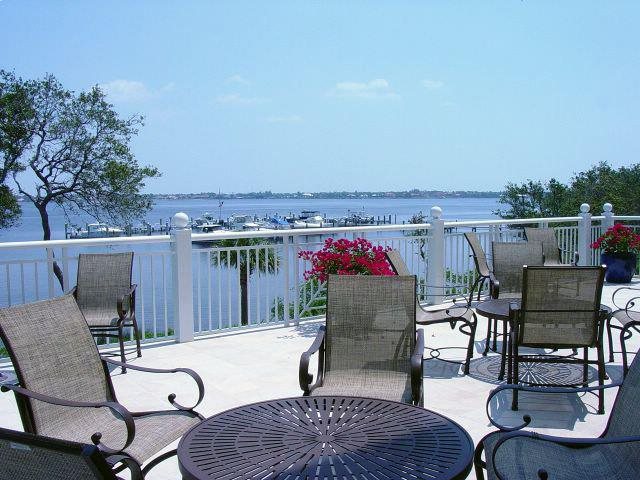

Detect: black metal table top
[475,298,520,320]
[178,396,474,480]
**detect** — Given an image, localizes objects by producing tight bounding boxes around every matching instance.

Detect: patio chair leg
[511,346,519,411]
[463,320,476,375]
[132,317,142,357]
[498,319,508,380]
[492,318,498,351]
[606,316,615,362]
[621,327,630,377]
[583,347,588,387]
[483,316,491,356]
[118,325,126,373]
[597,344,605,414]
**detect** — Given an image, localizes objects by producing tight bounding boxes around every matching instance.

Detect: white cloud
[327,79,400,99]
[226,74,251,86]
[99,79,174,102]
[422,79,444,90]
[215,94,268,105]
[266,115,302,124]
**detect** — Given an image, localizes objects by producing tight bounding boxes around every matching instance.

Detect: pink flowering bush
[299,237,394,282]
[591,223,640,254]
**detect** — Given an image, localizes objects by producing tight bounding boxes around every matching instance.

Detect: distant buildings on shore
[153,189,500,201]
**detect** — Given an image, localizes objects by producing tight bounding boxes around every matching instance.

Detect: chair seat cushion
[43,407,201,465]
[482,431,639,480]
[311,370,412,404]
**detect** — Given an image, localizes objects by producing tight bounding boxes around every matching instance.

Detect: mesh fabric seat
[0,426,138,479]
[474,346,640,480]
[524,227,578,266]
[73,252,141,372]
[0,295,204,477]
[464,232,493,305]
[509,266,607,413]
[386,250,478,374]
[299,275,424,405]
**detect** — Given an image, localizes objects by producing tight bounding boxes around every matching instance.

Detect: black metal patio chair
[0,294,205,478]
[524,227,579,266]
[299,274,424,405]
[474,345,640,480]
[0,426,140,479]
[508,265,607,413]
[72,252,141,373]
[385,249,478,374]
[607,286,640,376]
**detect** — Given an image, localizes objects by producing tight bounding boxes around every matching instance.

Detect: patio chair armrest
[0,383,135,454]
[299,325,325,394]
[490,275,499,299]
[411,329,425,405]
[102,358,204,411]
[485,381,623,431]
[492,431,640,480]
[611,286,640,311]
[117,284,137,318]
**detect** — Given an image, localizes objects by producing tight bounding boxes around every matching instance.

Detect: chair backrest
[385,250,412,276]
[75,252,133,312]
[606,352,640,441]
[464,232,491,277]
[517,266,604,347]
[491,241,544,298]
[0,427,117,479]
[0,295,111,437]
[524,227,561,264]
[325,275,416,376]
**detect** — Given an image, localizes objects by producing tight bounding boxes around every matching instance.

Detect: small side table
[476,298,518,380]
[178,396,474,480]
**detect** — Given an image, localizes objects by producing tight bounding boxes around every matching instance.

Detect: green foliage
[0,70,160,237]
[495,162,640,218]
[406,211,429,260]
[271,278,327,320]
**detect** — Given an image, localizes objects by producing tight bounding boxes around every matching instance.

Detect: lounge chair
[299,274,424,405]
[0,294,205,478]
[524,227,578,265]
[464,232,495,304]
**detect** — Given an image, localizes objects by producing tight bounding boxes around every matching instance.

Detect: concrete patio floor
[1,280,639,479]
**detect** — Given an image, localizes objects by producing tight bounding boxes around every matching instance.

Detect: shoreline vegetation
[148,189,501,201]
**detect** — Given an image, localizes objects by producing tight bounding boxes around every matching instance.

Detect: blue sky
[2,1,639,194]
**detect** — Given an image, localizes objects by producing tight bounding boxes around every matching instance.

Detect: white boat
[293,215,325,228]
[191,213,223,233]
[71,223,125,239]
[227,214,259,231]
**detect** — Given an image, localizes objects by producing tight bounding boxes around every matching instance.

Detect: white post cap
[580,203,590,213]
[172,212,190,229]
[430,206,443,219]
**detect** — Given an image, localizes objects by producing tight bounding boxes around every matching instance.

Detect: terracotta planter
[600,252,637,283]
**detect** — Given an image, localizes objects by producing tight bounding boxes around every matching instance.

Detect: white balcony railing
[0,202,637,355]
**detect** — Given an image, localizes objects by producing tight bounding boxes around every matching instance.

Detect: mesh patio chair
[72,252,141,373]
[524,227,579,265]
[0,295,205,478]
[464,232,495,305]
[299,274,424,405]
[606,286,640,376]
[385,250,478,374]
[484,242,544,379]
[0,426,141,479]
[508,266,607,413]
[474,337,639,480]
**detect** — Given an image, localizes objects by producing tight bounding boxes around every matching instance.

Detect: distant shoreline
[150,190,501,201]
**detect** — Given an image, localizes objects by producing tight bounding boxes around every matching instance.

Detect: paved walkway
[1,280,639,479]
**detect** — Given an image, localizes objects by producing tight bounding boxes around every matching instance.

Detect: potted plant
[591,224,640,283]
[299,237,394,282]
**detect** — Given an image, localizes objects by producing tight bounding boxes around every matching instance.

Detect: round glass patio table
[177,395,474,480]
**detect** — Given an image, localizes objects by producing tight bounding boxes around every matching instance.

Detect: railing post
[282,234,291,327]
[577,203,592,266]
[426,206,445,305]
[602,202,614,229]
[171,212,194,343]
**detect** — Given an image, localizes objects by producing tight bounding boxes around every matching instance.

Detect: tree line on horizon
[495,162,640,219]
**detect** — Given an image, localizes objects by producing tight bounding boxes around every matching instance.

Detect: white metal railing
[0,202,636,356]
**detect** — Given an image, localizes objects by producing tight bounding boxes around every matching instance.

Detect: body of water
[0,197,501,243]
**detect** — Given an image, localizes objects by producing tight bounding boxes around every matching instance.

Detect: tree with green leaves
[0,71,160,285]
[211,238,279,325]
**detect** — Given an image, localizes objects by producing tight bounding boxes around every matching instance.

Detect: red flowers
[299,237,394,282]
[591,223,640,254]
